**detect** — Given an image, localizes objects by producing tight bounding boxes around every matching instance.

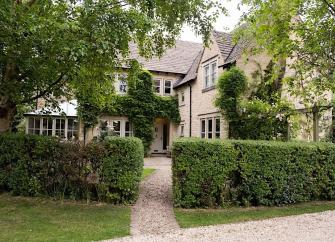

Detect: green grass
[142,168,155,180]
[0,193,130,242]
[175,201,335,228]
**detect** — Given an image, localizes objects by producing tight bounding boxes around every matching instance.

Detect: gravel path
[107,210,335,242]
[130,157,179,236]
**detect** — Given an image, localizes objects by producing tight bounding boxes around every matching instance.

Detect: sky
[180,0,248,43]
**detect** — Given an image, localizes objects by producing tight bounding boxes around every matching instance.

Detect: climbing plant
[78,67,180,154]
[216,65,293,140]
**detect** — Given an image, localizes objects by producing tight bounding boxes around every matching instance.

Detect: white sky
[180,0,248,43]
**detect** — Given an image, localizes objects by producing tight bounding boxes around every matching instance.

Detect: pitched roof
[174,49,204,88]
[129,40,203,74]
[212,30,251,67]
[212,30,234,60]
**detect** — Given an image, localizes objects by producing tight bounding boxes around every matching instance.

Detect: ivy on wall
[78,67,180,154]
[216,64,293,140]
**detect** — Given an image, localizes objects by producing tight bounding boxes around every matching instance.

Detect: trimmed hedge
[172,138,335,208]
[0,133,143,204]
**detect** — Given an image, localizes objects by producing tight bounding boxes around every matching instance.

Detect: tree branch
[20,73,65,104]
[322,0,335,17]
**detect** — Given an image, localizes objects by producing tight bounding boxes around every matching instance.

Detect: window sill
[179,104,185,107]
[202,85,216,93]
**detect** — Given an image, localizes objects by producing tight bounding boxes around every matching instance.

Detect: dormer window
[203,60,217,88]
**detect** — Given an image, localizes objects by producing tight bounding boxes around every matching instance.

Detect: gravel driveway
[105,157,335,242]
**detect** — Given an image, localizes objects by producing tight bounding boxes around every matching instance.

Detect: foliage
[79,69,180,155]
[172,138,335,208]
[172,138,238,208]
[215,67,247,121]
[0,0,223,132]
[239,0,335,107]
[0,133,144,204]
[0,193,131,242]
[216,66,292,140]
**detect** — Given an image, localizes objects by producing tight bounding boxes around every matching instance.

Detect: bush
[0,133,143,204]
[172,138,335,208]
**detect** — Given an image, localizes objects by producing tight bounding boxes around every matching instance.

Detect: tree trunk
[0,98,17,133]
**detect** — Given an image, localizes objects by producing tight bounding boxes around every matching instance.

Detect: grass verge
[0,193,130,242]
[142,168,155,180]
[175,201,335,228]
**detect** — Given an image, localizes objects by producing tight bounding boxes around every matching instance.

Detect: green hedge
[172,138,335,208]
[0,133,143,204]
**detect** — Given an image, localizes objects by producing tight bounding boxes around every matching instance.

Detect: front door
[152,123,164,153]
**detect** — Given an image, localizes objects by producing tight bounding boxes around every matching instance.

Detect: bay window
[26,117,78,140]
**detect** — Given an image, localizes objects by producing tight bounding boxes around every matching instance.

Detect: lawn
[175,201,335,228]
[142,168,155,180]
[0,193,130,242]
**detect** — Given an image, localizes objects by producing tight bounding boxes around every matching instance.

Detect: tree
[0,0,223,132]
[239,0,335,106]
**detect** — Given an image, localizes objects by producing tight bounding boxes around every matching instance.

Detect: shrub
[172,138,335,208]
[0,133,143,204]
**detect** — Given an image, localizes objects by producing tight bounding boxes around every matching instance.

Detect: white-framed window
[113,73,128,94]
[26,117,79,140]
[164,80,172,95]
[100,119,133,138]
[201,119,206,138]
[208,119,213,139]
[110,120,121,136]
[125,121,133,137]
[42,117,53,136]
[203,60,218,88]
[28,117,41,135]
[200,117,221,139]
[180,124,185,137]
[154,79,161,94]
[67,118,79,140]
[118,73,128,94]
[55,118,66,138]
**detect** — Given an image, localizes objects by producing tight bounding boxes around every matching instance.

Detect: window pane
[56,119,60,129]
[215,118,220,138]
[125,121,130,132]
[68,119,74,130]
[204,65,210,87]
[113,121,120,131]
[28,118,34,129]
[208,119,213,139]
[164,80,172,95]
[154,79,161,93]
[208,119,213,132]
[201,120,206,132]
[211,62,217,84]
[119,74,127,93]
[180,125,184,137]
[201,120,206,138]
[34,118,40,129]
